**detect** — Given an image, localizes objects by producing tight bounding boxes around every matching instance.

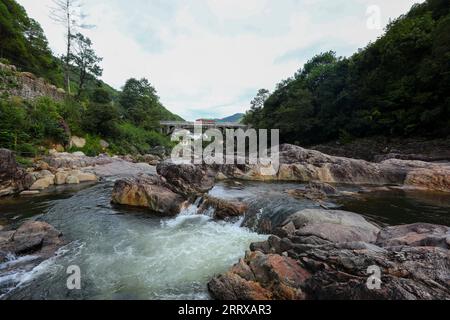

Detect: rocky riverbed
[110,144,450,300]
[1,144,449,300]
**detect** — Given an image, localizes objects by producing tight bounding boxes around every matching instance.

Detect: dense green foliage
[0,0,62,84]
[244,0,450,145]
[0,0,182,157]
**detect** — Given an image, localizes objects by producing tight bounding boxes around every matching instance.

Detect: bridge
[159,121,249,136]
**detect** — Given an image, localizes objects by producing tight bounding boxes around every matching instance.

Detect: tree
[0,0,60,84]
[243,89,270,127]
[50,0,92,94]
[82,89,119,138]
[70,33,102,98]
[243,1,450,144]
[119,78,161,129]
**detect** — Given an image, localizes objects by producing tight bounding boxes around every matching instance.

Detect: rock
[44,152,114,169]
[65,175,80,184]
[55,171,69,185]
[70,136,86,148]
[274,221,297,238]
[34,161,51,172]
[29,176,55,190]
[0,148,19,182]
[157,161,216,196]
[205,144,450,192]
[309,181,338,195]
[0,186,15,197]
[404,166,450,193]
[111,175,185,216]
[99,139,109,149]
[198,196,248,220]
[0,221,64,259]
[296,222,379,243]
[215,172,228,181]
[135,154,161,166]
[282,209,380,234]
[76,172,97,183]
[149,146,168,158]
[72,151,85,157]
[20,190,40,196]
[209,251,310,300]
[35,170,54,179]
[210,221,450,300]
[287,182,338,202]
[376,223,450,249]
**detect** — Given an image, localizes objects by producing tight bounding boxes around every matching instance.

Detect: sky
[17,0,423,120]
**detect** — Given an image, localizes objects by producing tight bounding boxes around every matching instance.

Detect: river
[1,175,449,300]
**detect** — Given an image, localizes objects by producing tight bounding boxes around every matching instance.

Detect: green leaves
[244,0,450,145]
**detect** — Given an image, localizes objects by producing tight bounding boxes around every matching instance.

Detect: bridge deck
[160,121,248,128]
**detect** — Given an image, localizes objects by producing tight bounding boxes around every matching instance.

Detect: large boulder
[208,251,310,300]
[0,221,64,263]
[111,175,185,216]
[157,161,216,197]
[198,196,248,220]
[29,176,55,190]
[281,209,380,235]
[0,149,34,196]
[209,220,450,300]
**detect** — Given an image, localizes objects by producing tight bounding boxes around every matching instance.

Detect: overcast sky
[18,0,423,120]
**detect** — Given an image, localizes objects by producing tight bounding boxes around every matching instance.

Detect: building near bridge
[195,119,216,125]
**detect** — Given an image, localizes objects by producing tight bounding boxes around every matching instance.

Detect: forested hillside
[244,0,450,145]
[0,0,182,158]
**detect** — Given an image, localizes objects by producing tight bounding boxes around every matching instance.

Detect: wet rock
[157,161,215,197]
[198,196,248,220]
[111,175,185,216]
[287,181,338,202]
[0,221,64,262]
[20,190,40,196]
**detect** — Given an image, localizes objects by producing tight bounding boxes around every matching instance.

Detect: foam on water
[2,183,266,300]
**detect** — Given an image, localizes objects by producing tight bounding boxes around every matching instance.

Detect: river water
[1,177,449,300]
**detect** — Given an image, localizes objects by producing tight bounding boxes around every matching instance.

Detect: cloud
[17,0,423,120]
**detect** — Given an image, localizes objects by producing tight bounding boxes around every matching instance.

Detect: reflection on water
[338,188,450,227]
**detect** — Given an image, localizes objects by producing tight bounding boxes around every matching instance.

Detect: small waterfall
[179,197,205,216]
